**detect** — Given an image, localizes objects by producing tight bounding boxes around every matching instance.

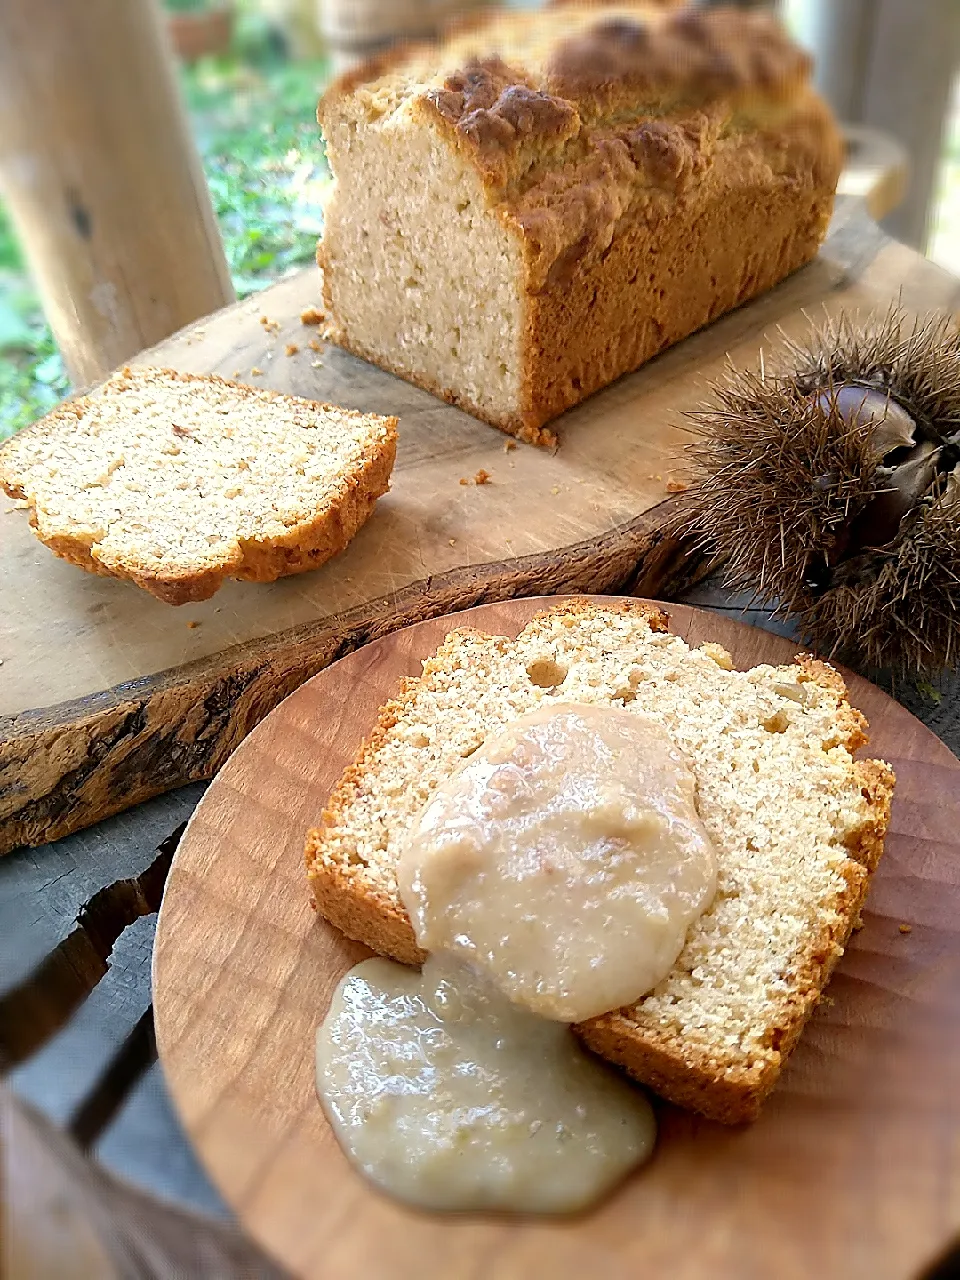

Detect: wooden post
[784,0,960,251]
[0,0,235,388]
[858,0,960,250]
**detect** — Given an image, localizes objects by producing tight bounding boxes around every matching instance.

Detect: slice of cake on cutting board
[0,367,397,604]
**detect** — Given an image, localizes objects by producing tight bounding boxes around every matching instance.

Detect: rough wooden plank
[0,786,201,1148]
[9,915,157,1126]
[3,1087,284,1279]
[94,1062,230,1221]
[0,784,204,991]
[4,204,960,863]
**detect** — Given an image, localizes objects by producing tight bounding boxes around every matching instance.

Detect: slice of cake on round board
[306,597,894,1124]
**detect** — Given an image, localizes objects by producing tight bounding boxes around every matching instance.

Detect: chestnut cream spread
[315,954,656,1213]
[316,704,716,1214]
[398,704,718,1022]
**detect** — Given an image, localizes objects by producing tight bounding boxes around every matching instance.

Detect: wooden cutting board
[152,595,960,1280]
[5,201,960,856]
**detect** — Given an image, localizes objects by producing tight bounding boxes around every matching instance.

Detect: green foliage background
[0,27,329,441]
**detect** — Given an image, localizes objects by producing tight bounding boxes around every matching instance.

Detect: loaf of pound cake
[306,599,894,1124]
[318,5,843,443]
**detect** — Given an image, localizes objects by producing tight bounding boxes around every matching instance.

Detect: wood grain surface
[6,201,960,857]
[153,595,960,1280]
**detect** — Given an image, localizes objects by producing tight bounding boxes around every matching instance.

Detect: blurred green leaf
[0,299,33,351]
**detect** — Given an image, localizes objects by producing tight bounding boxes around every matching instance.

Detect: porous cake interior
[320,102,526,426]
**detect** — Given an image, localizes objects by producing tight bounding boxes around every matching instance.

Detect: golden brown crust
[576,855,872,1123]
[417,9,813,174]
[0,368,398,606]
[516,134,837,432]
[543,9,811,114]
[305,600,894,1124]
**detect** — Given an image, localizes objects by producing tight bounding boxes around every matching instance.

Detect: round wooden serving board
[153,596,960,1280]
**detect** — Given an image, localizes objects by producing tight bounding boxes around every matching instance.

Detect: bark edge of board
[0,510,705,855]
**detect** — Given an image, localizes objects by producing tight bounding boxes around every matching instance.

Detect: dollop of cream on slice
[398,703,718,1022]
[316,953,656,1214]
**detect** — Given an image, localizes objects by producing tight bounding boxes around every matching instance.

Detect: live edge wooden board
[4,202,960,855]
[153,597,960,1280]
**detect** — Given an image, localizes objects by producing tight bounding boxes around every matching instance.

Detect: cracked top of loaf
[320,5,841,290]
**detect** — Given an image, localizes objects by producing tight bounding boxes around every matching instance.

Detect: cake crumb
[312,360,324,369]
[459,477,469,486]
[250,367,263,377]
[232,370,241,379]
[474,469,491,485]
[301,306,325,326]
[899,923,913,934]
[448,538,457,546]
[285,343,299,357]
[308,337,324,352]
[259,315,271,326]
[504,439,518,452]
[666,480,688,494]
[551,486,561,495]
[186,620,201,630]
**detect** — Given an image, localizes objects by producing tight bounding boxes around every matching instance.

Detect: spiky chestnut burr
[682,309,960,672]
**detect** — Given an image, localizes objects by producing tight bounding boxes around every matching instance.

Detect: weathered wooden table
[4,575,960,1278]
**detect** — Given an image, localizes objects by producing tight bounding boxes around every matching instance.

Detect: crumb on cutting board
[285,343,299,356]
[301,305,325,326]
[667,480,688,494]
[186,620,201,630]
[899,923,913,934]
[250,367,263,377]
[504,440,518,452]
